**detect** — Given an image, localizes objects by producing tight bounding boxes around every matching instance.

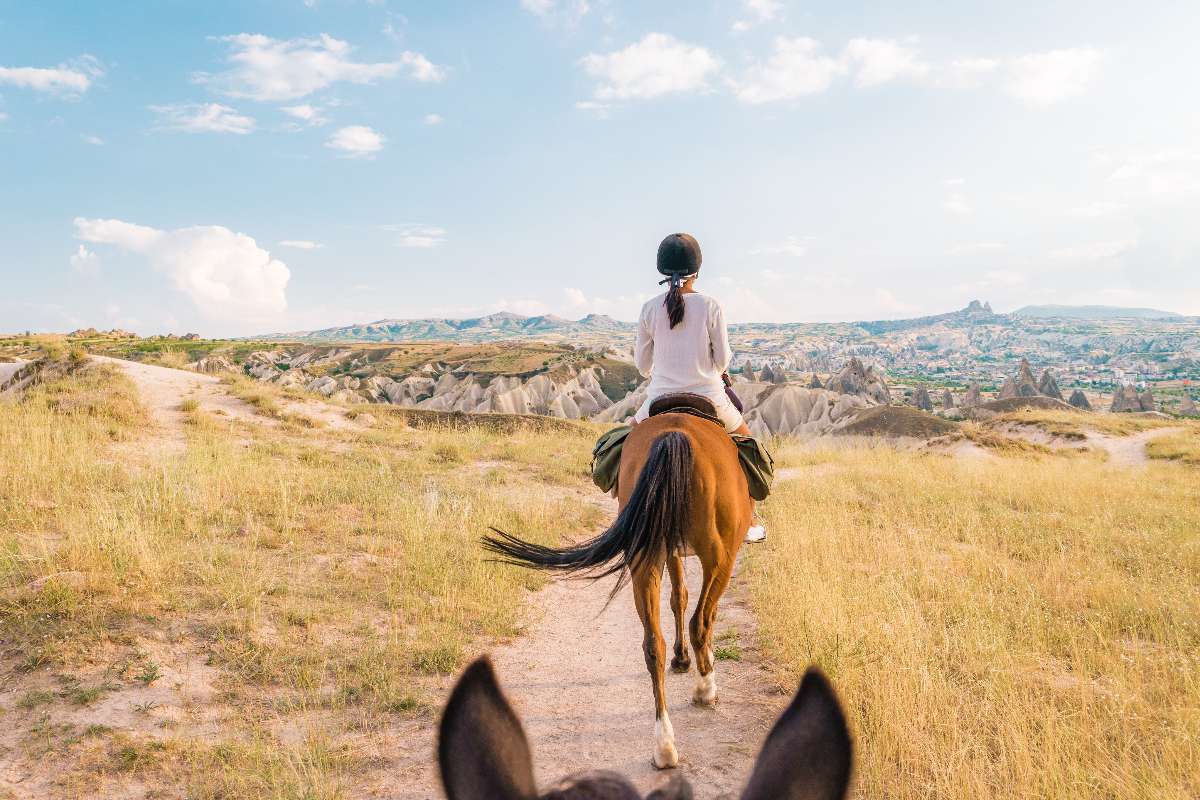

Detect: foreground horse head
[439,657,852,800]
[485,411,750,767]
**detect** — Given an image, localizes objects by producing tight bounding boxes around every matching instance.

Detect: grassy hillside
[748,440,1200,799]
[0,362,601,797]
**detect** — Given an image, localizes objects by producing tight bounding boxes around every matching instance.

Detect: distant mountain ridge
[1013,304,1183,320]
[280,312,632,343]
[265,301,1191,344]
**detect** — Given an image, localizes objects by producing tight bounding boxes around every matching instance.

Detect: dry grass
[997,407,1178,437]
[0,365,600,796]
[747,442,1200,799]
[1146,427,1200,465]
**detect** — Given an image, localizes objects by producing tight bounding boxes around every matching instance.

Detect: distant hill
[277,312,633,343]
[1013,305,1182,320]
[857,300,1000,335]
[272,300,1012,343]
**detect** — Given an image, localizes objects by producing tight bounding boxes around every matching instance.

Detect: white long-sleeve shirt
[634,291,733,397]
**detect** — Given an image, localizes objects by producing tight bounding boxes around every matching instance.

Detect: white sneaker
[744,525,767,543]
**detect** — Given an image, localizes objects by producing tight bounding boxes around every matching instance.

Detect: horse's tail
[483,430,692,590]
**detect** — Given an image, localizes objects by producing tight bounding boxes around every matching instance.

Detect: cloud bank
[74,217,290,317]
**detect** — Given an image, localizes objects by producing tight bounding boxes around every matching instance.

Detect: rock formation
[808,373,823,389]
[998,359,1040,399]
[1180,394,1198,416]
[1110,383,1156,413]
[1037,369,1063,400]
[940,388,955,410]
[740,385,868,438]
[758,364,776,384]
[190,356,237,373]
[245,348,617,421]
[823,357,891,404]
[741,364,757,382]
[912,386,933,411]
[962,382,982,407]
[1068,389,1092,410]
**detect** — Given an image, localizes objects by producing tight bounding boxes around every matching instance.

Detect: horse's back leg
[689,555,733,707]
[667,555,690,673]
[632,558,677,769]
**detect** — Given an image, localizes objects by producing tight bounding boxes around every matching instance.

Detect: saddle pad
[648,392,718,418]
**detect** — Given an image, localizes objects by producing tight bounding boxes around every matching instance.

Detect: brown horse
[484,410,752,769]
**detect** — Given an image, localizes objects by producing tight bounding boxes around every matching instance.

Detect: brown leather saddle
[648,392,723,427]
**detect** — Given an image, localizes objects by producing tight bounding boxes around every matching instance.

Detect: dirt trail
[392,507,786,799]
[1087,426,1186,468]
[65,360,788,796]
[0,360,25,386]
[90,355,263,452]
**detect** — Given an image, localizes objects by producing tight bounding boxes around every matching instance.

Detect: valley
[0,352,1196,799]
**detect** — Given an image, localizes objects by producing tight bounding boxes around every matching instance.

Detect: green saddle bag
[590,425,775,501]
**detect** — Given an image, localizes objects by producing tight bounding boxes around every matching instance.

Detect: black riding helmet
[657,233,702,282]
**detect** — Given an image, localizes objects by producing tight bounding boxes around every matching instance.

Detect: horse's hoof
[670,656,691,673]
[653,718,678,769]
[693,672,718,706]
[652,745,679,770]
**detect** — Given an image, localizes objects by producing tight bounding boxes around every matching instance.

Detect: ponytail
[656,232,701,329]
[664,274,685,328]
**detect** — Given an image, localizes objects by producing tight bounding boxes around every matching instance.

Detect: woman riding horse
[485,234,764,769]
[632,233,765,543]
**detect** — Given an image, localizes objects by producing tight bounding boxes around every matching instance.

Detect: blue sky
[2,0,1198,336]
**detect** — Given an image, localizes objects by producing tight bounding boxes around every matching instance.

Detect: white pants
[634,388,746,434]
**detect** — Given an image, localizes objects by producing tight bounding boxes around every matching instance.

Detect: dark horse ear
[439,657,538,800]
[741,669,853,800]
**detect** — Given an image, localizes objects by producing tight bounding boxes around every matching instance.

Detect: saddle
[648,392,722,427]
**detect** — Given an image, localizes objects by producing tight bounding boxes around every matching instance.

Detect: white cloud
[74,217,290,317]
[0,56,103,96]
[872,287,916,316]
[387,224,446,248]
[750,236,811,257]
[581,34,720,100]
[399,51,446,83]
[151,102,256,134]
[564,287,587,307]
[744,0,782,20]
[70,244,99,276]
[843,38,929,88]
[983,269,1027,287]
[574,100,611,118]
[0,112,7,122]
[279,240,323,250]
[1067,201,1126,218]
[520,0,555,14]
[944,193,971,215]
[196,33,444,102]
[280,103,328,126]
[1048,239,1135,264]
[520,0,590,25]
[936,57,1000,90]
[734,37,843,104]
[731,0,781,31]
[81,134,104,145]
[1004,47,1101,106]
[423,112,443,125]
[1106,147,1200,197]
[947,242,1004,256]
[325,125,385,157]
